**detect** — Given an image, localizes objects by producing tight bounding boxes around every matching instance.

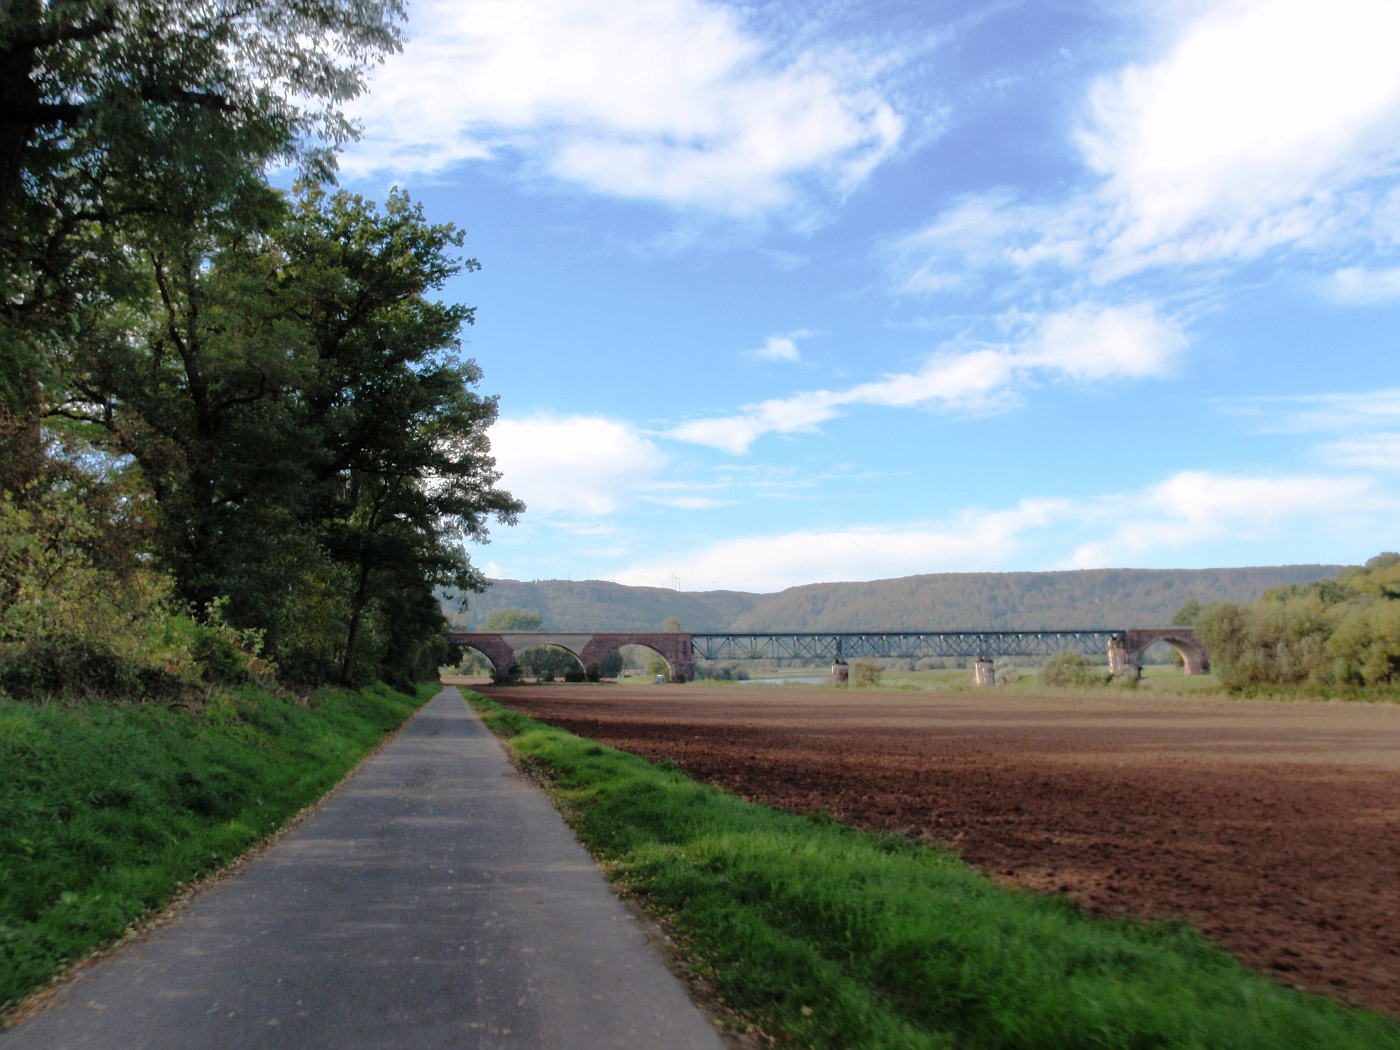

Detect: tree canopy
[0,0,523,698]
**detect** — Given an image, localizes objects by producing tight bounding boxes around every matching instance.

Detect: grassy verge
[467,690,1399,1050]
[0,680,439,1011]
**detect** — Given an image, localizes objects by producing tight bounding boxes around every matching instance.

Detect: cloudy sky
[340,0,1400,592]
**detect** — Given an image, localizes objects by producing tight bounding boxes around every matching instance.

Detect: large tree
[0,0,403,482]
[58,186,522,686]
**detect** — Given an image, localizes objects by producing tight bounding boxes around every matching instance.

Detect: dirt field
[477,682,1400,1016]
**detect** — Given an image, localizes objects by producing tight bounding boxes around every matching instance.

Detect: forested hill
[447,565,1342,632]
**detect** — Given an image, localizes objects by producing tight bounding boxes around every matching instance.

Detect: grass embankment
[468,691,1399,1050]
[0,680,438,1012]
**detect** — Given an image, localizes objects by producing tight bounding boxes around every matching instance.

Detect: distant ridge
[443,565,1342,632]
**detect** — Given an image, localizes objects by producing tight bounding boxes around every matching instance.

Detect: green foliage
[1039,652,1110,689]
[1197,554,1400,690]
[662,616,681,632]
[850,660,882,688]
[468,694,1398,1050]
[0,680,437,1009]
[48,186,521,691]
[517,645,582,681]
[0,0,405,492]
[1173,598,1202,626]
[0,482,187,701]
[485,607,544,631]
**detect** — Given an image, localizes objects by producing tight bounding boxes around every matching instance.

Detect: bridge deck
[690,630,1127,661]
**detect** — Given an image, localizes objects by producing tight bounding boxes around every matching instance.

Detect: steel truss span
[690,631,1125,662]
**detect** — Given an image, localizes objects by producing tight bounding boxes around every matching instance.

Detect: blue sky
[337,0,1400,592]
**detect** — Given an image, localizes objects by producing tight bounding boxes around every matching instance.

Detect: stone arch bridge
[449,632,694,681]
[449,627,1207,683]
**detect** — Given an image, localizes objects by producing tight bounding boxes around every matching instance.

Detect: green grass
[0,680,438,1011]
[467,690,1399,1050]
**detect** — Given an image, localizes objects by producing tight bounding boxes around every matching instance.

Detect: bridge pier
[974,658,995,687]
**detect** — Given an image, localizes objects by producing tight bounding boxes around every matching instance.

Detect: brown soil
[479,683,1400,1016]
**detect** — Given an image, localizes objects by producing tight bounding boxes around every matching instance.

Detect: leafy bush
[1039,652,1110,689]
[0,487,193,702]
[851,660,882,688]
[1196,553,1400,690]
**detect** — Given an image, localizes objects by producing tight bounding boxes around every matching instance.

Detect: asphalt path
[2,687,724,1050]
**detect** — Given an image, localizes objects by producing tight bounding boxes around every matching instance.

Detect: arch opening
[613,643,674,682]
[1113,630,1210,677]
[516,643,588,683]
[446,643,501,680]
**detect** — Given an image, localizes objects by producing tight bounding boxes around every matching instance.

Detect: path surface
[2,688,724,1050]
[485,683,1400,1016]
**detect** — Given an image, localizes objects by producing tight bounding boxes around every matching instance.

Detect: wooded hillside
[446,565,1342,632]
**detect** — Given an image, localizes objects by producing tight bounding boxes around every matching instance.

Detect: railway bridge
[448,627,1207,684]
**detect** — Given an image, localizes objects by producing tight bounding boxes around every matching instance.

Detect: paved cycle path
[3,688,724,1050]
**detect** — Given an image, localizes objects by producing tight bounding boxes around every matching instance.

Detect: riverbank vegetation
[0,681,437,1014]
[1196,553,1400,693]
[468,691,1398,1050]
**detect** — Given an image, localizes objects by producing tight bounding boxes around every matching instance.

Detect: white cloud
[747,330,812,362]
[1066,470,1370,567]
[615,501,1063,591]
[343,0,904,218]
[1230,387,1400,434]
[489,414,666,515]
[668,303,1184,453]
[892,0,1400,287]
[615,470,1376,591]
[1320,434,1400,472]
[1329,266,1400,303]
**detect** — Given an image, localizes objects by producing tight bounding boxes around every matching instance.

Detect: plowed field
[478,683,1400,1015]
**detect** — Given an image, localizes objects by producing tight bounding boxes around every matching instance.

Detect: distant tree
[517,645,580,681]
[662,616,681,632]
[486,608,543,631]
[598,649,624,678]
[1172,599,1202,627]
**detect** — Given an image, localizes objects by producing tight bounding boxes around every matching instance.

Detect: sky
[337,0,1400,593]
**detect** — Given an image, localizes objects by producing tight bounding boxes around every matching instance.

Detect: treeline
[452,565,1340,632]
[1196,554,1400,691]
[0,0,520,699]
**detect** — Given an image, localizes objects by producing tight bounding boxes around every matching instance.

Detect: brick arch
[448,632,695,682]
[578,634,694,682]
[1109,628,1209,676]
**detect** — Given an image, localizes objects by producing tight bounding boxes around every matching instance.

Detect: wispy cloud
[746,329,813,362]
[889,0,1400,289]
[616,470,1377,591]
[1329,265,1400,303]
[668,302,1185,453]
[343,0,905,220]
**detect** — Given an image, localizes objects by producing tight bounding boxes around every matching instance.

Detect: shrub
[1039,652,1110,689]
[1195,554,1400,690]
[0,486,197,702]
[851,660,882,688]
